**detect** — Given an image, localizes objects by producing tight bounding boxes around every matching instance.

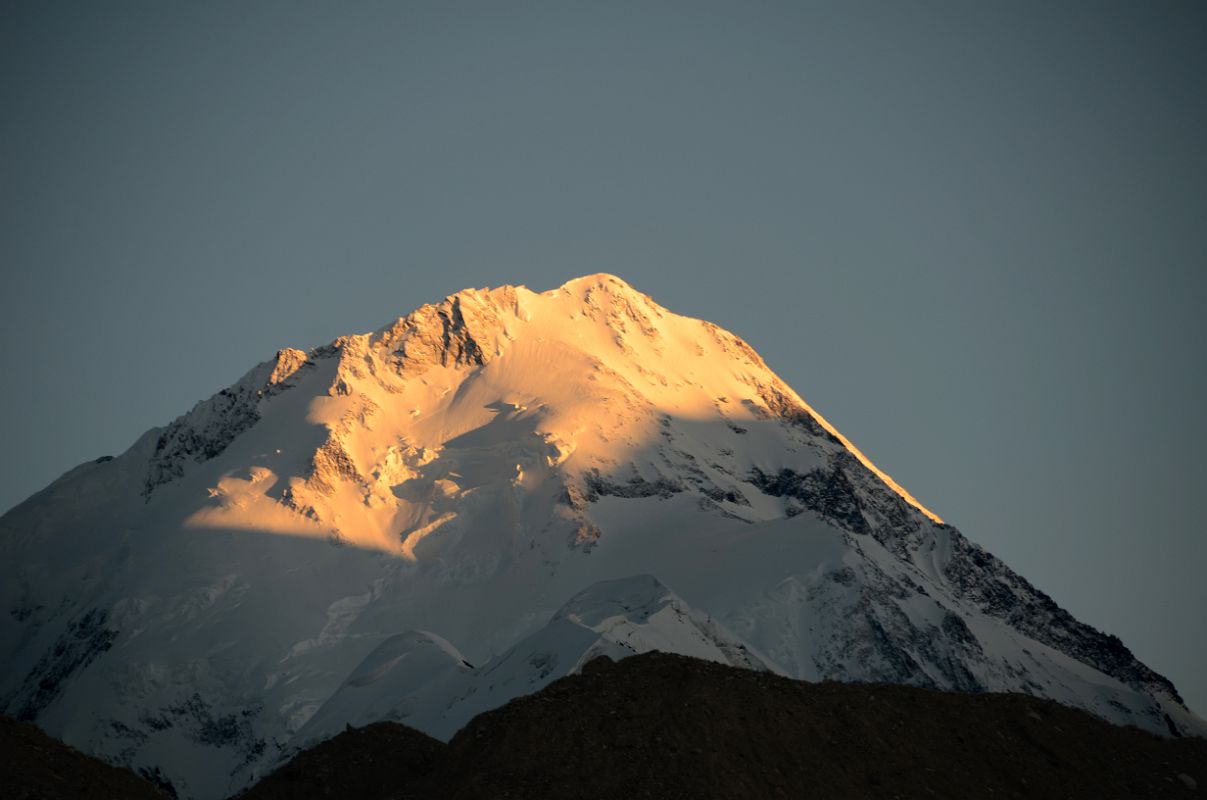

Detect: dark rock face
[238,652,1207,800]
[143,389,263,496]
[146,694,266,764]
[750,462,871,534]
[583,467,685,500]
[939,526,1182,704]
[386,294,494,373]
[438,296,489,367]
[748,431,1182,713]
[749,449,927,547]
[755,380,843,445]
[11,608,115,720]
[142,350,314,498]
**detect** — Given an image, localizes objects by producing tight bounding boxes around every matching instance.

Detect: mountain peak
[2,275,1199,800]
[550,272,638,295]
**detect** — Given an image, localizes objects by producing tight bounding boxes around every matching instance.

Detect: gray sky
[3,1,1205,714]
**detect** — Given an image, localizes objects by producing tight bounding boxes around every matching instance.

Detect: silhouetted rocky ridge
[238,652,1205,800]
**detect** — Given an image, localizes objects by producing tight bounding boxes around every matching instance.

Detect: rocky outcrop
[142,349,315,498]
[582,467,686,501]
[379,291,510,375]
[749,450,1183,710]
[10,608,116,720]
[940,528,1183,704]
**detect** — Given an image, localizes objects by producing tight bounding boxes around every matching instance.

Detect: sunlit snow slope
[1,275,1200,800]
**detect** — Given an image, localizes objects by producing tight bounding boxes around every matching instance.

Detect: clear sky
[3,1,1205,714]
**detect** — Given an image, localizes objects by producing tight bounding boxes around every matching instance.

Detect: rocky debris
[0,715,167,799]
[239,652,1207,800]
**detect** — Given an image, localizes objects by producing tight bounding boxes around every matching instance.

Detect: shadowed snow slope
[1,274,1201,800]
[292,575,777,749]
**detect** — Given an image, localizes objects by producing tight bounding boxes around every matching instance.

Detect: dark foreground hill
[5,652,1204,799]
[0,715,166,799]
[242,652,1205,800]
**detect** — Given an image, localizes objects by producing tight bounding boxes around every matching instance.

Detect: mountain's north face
[0,275,1200,798]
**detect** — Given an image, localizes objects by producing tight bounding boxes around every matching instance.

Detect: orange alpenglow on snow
[184,273,940,551]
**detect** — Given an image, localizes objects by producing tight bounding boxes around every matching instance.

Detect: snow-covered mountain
[1,274,1200,799]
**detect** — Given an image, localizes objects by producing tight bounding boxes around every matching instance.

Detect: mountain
[1,274,1201,799]
[7,654,1204,800]
[239,652,1207,800]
